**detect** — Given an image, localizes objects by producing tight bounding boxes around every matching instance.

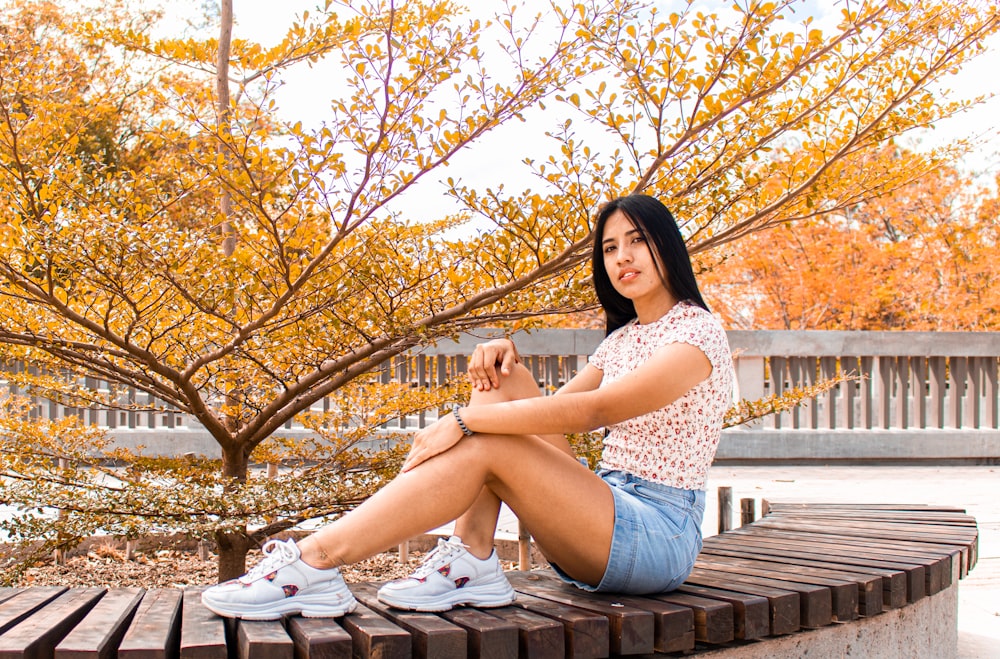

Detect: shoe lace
[242,539,298,583]
[411,537,468,579]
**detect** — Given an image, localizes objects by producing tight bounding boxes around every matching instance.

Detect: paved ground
[480,465,999,658]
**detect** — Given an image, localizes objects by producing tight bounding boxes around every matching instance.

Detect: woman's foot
[201,539,358,620]
[377,536,515,612]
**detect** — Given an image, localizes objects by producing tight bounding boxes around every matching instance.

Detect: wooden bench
[0,503,979,658]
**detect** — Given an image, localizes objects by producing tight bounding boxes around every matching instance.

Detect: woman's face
[600,210,670,305]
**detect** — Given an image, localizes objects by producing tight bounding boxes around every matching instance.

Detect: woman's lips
[619,269,639,281]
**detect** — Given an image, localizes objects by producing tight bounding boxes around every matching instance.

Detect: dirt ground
[12,536,519,588]
[14,544,423,588]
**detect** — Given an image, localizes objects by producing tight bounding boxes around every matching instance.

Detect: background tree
[701,154,1000,330]
[1,0,997,581]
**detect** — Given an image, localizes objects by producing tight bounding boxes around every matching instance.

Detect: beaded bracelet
[452,407,474,436]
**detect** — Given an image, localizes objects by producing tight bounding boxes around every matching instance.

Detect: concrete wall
[717,428,1000,463]
[112,427,1000,463]
[695,582,959,659]
[9,329,1000,462]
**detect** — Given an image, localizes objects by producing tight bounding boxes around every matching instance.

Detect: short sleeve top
[589,300,733,490]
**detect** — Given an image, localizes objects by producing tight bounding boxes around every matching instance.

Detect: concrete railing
[3,330,998,462]
[721,330,999,462]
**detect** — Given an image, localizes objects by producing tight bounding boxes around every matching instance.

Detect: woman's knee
[469,362,542,405]
[449,433,523,473]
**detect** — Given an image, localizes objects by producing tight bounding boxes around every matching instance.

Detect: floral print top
[590,300,733,491]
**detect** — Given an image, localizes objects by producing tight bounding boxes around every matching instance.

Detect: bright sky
[131,0,999,216]
[219,0,1000,188]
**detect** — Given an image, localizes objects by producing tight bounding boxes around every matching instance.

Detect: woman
[201,194,733,620]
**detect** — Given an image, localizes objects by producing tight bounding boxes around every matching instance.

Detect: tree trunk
[215,528,255,582]
[217,0,236,256]
[215,442,253,581]
[211,1,248,583]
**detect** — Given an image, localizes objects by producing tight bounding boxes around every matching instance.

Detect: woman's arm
[554,362,604,395]
[467,338,605,395]
[463,341,710,436]
[467,339,521,391]
[402,341,710,471]
[467,338,608,396]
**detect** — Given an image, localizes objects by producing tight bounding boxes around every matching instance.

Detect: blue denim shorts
[552,469,706,594]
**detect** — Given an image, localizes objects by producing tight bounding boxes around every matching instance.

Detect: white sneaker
[201,539,358,620]
[377,536,515,612]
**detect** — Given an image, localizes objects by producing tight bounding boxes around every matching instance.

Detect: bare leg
[446,487,501,559]
[454,364,575,558]
[296,425,614,586]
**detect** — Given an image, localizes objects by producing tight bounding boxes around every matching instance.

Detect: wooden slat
[755,503,979,577]
[705,533,926,607]
[736,526,957,592]
[179,587,228,659]
[507,573,654,656]
[695,556,859,621]
[505,590,608,659]
[754,518,977,578]
[754,517,968,580]
[55,588,145,659]
[659,587,768,641]
[686,566,831,628]
[699,551,884,616]
[650,592,735,644]
[340,602,412,658]
[117,589,183,659]
[285,617,353,659]
[439,608,518,659]
[765,505,975,518]
[675,582,789,637]
[236,620,293,659]
[764,502,975,517]
[701,543,900,612]
[765,511,978,529]
[0,588,105,659]
[489,607,564,659]
[594,594,695,652]
[788,512,980,573]
[0,587,68,634]
[762,514,980,543]
[510,572,693,653]
[755,513,980,545]
[351,583,467,659]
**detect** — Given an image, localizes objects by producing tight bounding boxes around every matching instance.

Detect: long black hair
[591,195,709,335]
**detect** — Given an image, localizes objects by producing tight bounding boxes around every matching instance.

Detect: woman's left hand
[402,413,466,472]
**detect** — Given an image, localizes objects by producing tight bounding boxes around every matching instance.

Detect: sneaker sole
[201,595,358,621]
[377,583,516,613]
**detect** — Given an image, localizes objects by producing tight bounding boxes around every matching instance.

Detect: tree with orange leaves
[701,154,1000,330]
[1,0,998,580]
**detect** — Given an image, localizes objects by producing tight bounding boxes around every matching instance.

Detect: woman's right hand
[468,338,520,391]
